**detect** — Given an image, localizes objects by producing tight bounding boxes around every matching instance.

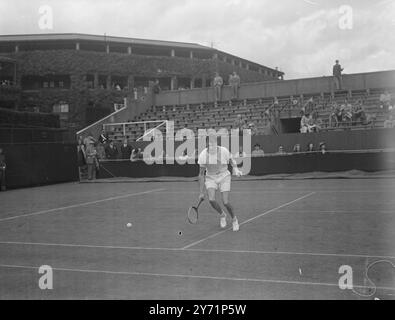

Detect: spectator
[293,144,301,153]
[384,113,395,128]
[342,100,353,125]
[307,143,315,152]
[300,113,310,133]
[252,144,264,157]
[96,142,106,160]
[84,132,95,147]
[319,142,327,154]
[115,84,121,91]
[85,141,97,180]
[233,145,247,159]
[98,129,109,145]
[247,122,258,135]
[380,91,392,113]
[352,101,367,125]
[333,59,344,90]
[233,114,246,133]
[137,148,144,160]
[120,138,132,159]
[307,113,318,132]
[152,79,161,94]
[277,145,285,155]
[329,103,342,127]
[77,136,87,179]
[229,71,241,100]
[130,148,139,162]
[105,141,118,159]
[213,72,223,102]
[0,148,6,191]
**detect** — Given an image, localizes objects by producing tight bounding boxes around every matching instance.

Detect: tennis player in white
[198,136,242,231]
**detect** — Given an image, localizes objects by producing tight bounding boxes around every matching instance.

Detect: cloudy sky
[1,0,394,79]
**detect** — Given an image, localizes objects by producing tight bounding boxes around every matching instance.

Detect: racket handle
[196,197,204,208]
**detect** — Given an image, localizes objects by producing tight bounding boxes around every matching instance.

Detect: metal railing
[103,120,169,141]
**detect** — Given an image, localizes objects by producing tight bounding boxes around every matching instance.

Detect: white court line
[182,192,316,250]
[157,190,394,194]
[0,240,395,260]
[0,263,394,292]
[0,188,164,223]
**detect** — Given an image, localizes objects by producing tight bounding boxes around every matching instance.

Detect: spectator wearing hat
[319,142,327,154]
[105,141,119,159]
[333,59,344,90]
[98,130,109,145]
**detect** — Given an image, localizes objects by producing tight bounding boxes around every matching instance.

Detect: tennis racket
[187,197,204,224]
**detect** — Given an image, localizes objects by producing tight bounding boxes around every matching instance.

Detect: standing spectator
[96,143,106,160]
[85,141,97,180]
[77,136,87,180]
[229,71,241,100]
[333,59,344,90]
[120,138,132,159]
[105,141,118,159]
[84,132,95,147]
[0,148,6,191]
[98,129,108,145]
[213,72,223,102]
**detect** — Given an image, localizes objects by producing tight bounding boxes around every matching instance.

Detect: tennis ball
[126,222,132,228]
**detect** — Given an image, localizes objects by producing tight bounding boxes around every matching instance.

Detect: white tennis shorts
[205,171,231,192]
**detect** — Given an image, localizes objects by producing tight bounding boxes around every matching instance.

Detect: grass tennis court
[0,178,394,299]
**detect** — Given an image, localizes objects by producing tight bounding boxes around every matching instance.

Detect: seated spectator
[233,114,247,134]
[307,143,315,152]
[120,138,132,159]
[300,114,310,133]
[329,103,342,127]
[136,148,144,160]
[384,113,395,128]
[105,141,118,159]
[233,146,247,159]
[115,84,121,91]
[319,142,327,154]
[98,129,109,145]
[380,91,392,113]
[247,122,258,135]
[0,148,6,191]
[252,144,264,157]
[352,102,367,125]
[341,101,353,125]
[307,113,318,132]
[130,148,139,162]
[277,145,285,155]
[293,144,301,153]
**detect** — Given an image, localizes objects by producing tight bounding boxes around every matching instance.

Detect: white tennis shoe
[220,212,227,228]
[232,218,239,232]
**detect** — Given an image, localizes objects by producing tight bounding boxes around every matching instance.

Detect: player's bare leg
[207,188,227,228]
[222,191,239,231]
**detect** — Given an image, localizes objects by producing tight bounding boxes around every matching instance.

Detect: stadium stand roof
[0,33,213,50]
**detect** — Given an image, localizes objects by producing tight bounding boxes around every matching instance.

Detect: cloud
[0,0,394,79]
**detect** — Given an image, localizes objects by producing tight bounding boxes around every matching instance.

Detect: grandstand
[81,70,395,143]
